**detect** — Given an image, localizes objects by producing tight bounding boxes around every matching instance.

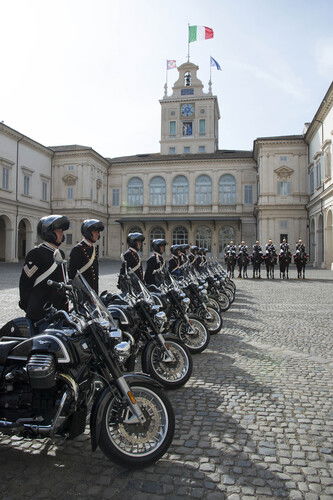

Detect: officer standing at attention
[68,219,104,293]
[238,241,249,255]
[119,232,145,282]
[225,240,237,256]
[295,238,306,253]
[19,215,70,324]
[168,245,182,275]
[265,239,277,255]
[144,239,167,286]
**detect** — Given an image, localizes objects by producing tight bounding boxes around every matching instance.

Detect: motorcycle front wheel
[142,337,193,389]
[175,315,210,354]
[98,382,175,467]
[203,306,223,335]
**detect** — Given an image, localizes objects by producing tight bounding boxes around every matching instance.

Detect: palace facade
[0,62,332,268]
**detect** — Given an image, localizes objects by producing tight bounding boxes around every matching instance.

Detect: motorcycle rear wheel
[98,382,175,467]
[142,338,193,389]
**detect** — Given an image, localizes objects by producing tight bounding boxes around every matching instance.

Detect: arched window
[219,226,235,254]
[172,226,188,245]
[127,177,143,206]
[219,174,236,204]
[195,175,212,205]
[150,226,165,250]
[196,226,212,252]
[149,176,166,206]
[172,175,189,205]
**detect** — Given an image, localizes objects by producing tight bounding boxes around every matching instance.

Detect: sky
[1,0,333,158]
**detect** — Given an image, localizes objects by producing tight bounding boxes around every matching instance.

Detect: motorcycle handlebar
[47,279,73,291]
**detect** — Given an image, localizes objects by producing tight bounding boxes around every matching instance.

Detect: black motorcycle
[101,269,193,389]
[0,256,175,467]
[147,268,210,354]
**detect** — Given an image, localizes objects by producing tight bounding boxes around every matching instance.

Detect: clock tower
[160,61,220,155]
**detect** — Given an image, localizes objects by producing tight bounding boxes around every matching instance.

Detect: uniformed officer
[119,232,145,282]
[225,240,237,256]
[265,239,277,255]
[188,245,200,269]
[68,219,104,293]
[19,215,70,324]
[144,239,167,286]
[178,243,190,269]
[198,248,208,267]
[168,245,182,275]
[295,239,306,253]
[238,241,249,255]
[252,241,263,254]
[280,238,290,254]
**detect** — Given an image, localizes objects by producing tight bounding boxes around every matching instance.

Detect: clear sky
[1,0,332,158]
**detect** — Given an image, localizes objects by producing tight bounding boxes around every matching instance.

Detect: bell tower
[160,62,220,155]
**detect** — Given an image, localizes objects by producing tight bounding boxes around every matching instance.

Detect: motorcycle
[0,250,175,467]
[147,268,210,354]
[101,268,193,389]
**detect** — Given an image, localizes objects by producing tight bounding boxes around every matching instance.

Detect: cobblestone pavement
[0,262,332,499]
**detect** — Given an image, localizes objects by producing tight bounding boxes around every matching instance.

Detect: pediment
[62,174,77,186]
[274,166,294,179]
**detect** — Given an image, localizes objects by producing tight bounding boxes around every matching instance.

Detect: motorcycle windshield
[72,273,118,329]
[127,271,154,304]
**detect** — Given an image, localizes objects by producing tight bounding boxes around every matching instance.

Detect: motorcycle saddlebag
[0,317,35,339]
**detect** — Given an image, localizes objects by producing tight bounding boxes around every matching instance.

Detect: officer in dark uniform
[168,245,182,275]
[178,244,190,270]
[188,245,200,269]
[144,239,167,286]
[68,219,104,293]
[265,239,277,255]
[238,240,249,255]
[19,215,70,324]
[119,232,145,282]
[199,248,209,266]
[280,237,290,255]
[295,239,306,253]
[225,240,237,257]
[252,240,263,254]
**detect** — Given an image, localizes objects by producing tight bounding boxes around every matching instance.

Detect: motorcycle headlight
[201,289,208,296]
[154,311,167,330]
[179,292,186,299]
[215,280,220,286]
[182,297,190,310]
[114,341,131,362]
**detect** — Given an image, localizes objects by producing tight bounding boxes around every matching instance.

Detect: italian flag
[189,25,214,43]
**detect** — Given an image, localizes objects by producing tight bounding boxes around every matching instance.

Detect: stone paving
[0,261,332,499]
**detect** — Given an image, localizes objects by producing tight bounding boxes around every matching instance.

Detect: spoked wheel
[207,297,221,313]
[142,338,193,389]
[223,286,235,304]
[98,383,175,467]
[216,292,230,312]
[175,315,210,354]
[203,306,223,335]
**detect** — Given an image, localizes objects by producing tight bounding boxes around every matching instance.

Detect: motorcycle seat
[0,340,20,365]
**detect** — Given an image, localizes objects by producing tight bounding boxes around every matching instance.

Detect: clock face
[181,103,194,117]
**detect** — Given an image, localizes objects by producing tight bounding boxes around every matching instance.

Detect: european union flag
[210,56,222,70]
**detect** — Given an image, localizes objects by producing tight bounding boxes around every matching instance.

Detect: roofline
[50,145,110,166]
[304,80,333,142]
[0,122,54,157]
[253,135,306,159]
[108,150,254,165]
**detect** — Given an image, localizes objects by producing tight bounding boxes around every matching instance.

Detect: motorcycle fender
[90,372,162,452]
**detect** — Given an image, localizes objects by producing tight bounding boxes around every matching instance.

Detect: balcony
[121,205,143,214]
[171,205,189,213]
[218,204,237,213]
[195,204,212,212]
[148,205,166,214]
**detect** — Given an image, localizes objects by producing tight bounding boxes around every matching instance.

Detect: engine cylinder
[27,354,56,389]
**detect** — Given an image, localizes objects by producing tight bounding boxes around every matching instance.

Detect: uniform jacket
[19,243,67,322]
[253,244,263,254]
[238,245,248,254]
[68,239,99,293]
[168,255,181,274]
[144,253,165,285]
[119,247,143,282]
[225,245,237,255]
[265,243,277,254]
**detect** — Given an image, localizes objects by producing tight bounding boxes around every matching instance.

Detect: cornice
[305,82,333,142]
[53,149,110,167]
[0,123,53,157]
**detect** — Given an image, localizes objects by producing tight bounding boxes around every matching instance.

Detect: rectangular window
[280,156,288,162]
[199,119,206,135]
[182,122,192,136]
[184,146,190,153]
[2,167,9,190]
[112,188,120,206]
[23,175,30,196]
[315,161,321,188]
[309,169,314,194]
[280,220,288,229]
[67,186,73,200]
[65,233,73,245]
[169,121,176,136]
[169,147,176,154]
[68,165,75,170]
[198,146,205,153]
[42,181,48,201]
[244,185,253,204]
[280,233,288,242]
[277,181,291,195]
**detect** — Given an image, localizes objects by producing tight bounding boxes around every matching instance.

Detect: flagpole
[209,55,212,94]
[187,23,190,62]
[164,59,168,97]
